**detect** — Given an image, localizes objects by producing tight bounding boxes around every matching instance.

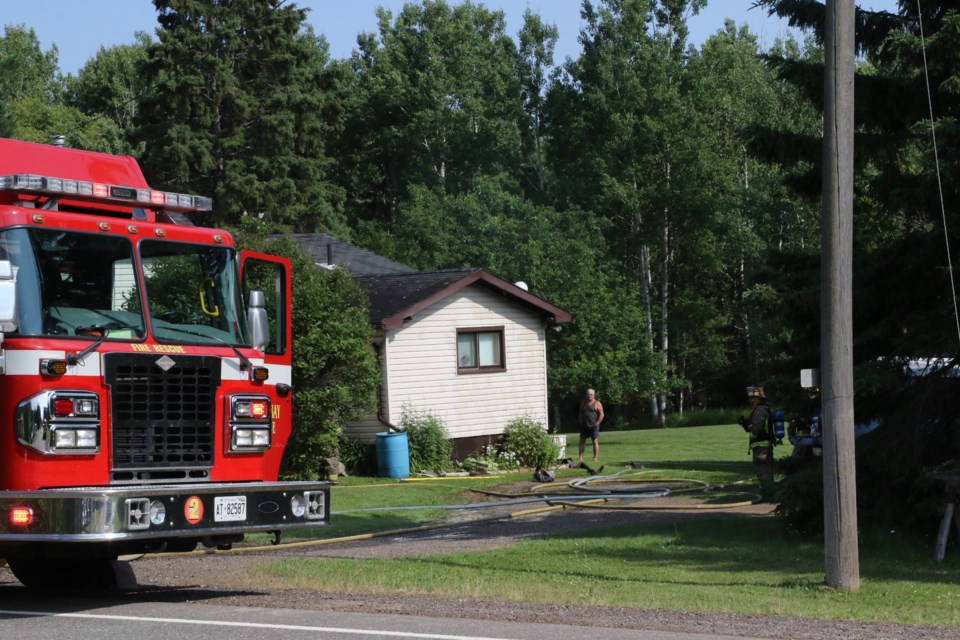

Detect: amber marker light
[10,507,33,526]
[251,366,270,382]
[40,359,68,376]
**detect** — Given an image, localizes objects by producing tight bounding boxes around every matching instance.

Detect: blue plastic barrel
[375,431,410,478]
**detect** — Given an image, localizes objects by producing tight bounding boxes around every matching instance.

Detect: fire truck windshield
[140,240,248,346]
[0,230,248,346]
[0,228,146,339]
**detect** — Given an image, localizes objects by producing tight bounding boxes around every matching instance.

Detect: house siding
[380,285,549,441]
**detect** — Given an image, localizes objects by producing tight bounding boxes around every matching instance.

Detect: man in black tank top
[578,388,604,463]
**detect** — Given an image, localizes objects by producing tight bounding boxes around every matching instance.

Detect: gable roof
[288,233,417,276]
[356,268,573,329]
[286,234,572,328]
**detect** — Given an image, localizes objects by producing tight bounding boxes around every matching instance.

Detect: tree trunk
[657,219,669,426]
[657,164,672,427]
[741,256,756,381]
[641,241,659,420]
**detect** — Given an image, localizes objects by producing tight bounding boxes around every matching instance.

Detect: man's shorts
[580,426,600,441]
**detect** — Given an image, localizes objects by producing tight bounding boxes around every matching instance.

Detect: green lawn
[247,426,960,628]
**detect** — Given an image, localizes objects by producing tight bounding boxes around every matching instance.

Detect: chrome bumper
[0,481,330,542]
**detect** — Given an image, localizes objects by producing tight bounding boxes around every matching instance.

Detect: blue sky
[6,0,901,76]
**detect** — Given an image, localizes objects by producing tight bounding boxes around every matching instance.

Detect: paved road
[0,599,770,640]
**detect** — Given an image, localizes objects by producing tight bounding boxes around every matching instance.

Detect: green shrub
[665,408,744,428]
[401,409,453,472]
[502,416,558,468]
[459,445,520,473]
[623,408,744,430]
[237,232,379,480]
[338,436,376,476]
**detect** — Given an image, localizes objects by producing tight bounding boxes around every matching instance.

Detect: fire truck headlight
[232,426,271,451]
[53,427,99,450]
[16,390,101,455]
[227,395,272,453]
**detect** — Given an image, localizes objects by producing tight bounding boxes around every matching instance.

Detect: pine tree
[134,0,348,233]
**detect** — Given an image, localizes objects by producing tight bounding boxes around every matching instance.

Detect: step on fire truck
[0,138,329,589]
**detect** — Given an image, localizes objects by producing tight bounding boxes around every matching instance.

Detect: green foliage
[400,408,453,473]
[458,445,520,473]
[775,458,824,534]
[261,515,960,627]
[64,34,151,155]
[774,366,960,536]
[0,25,61,104]
[662,408,743,429]
[340,0,525,225]
[133,0,348,233]
[338,436,377,477]
[501,416,557,468]
[0,25,127,151]
[237,231,379,480]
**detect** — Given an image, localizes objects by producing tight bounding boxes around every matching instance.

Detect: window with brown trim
[457,326,505,373]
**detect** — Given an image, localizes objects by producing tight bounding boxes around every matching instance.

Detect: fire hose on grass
[143,469,760,558]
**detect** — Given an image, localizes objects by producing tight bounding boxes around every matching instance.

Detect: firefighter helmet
[746,386,765,399]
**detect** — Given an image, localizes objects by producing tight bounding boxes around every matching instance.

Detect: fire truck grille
[104,353,221,470]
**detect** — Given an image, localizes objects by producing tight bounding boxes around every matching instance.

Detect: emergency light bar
[0,173,213,214]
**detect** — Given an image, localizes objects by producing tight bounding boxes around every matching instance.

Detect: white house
[290,234,572,455]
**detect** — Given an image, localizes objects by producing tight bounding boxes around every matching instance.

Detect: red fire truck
[0,138,329,589]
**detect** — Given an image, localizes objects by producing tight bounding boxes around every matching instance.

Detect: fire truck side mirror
[0,260,17,333]
[247,290,269,352]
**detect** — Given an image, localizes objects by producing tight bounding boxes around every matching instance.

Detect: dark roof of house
[287,233,417,276]
[285,234,571,328]
[356,268,573,329]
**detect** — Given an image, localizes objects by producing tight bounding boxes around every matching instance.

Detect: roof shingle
[285,234,571,328]
[288,233,417,276]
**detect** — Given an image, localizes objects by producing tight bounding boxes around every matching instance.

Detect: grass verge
[247,425,960,627]
[251,516,960,627]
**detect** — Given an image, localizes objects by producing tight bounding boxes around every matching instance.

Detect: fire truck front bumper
[0,482,330,543]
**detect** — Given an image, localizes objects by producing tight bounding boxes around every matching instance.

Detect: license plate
[213,496,246,522]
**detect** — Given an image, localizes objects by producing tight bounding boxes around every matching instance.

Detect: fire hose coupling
[15,389,100,455]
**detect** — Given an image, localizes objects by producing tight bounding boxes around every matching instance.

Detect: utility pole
[821,0,860,591]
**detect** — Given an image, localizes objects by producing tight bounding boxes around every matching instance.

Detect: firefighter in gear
[739,386,775,493]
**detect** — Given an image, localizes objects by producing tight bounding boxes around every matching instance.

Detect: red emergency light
[250,400,269,419]
[0,173,213,214]
[10,507,33,526]
[54,398,75,417]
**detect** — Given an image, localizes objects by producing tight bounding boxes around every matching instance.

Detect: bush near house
[401,408,453,473]
[502,417,558,468]
[236,230,380,480]
[338,435,377,476]
[458,445,520,473]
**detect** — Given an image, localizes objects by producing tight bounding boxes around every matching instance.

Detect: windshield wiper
[157,325,254,371]
[68,321,142,365]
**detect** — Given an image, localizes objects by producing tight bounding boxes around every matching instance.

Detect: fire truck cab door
[240,251,292,369]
